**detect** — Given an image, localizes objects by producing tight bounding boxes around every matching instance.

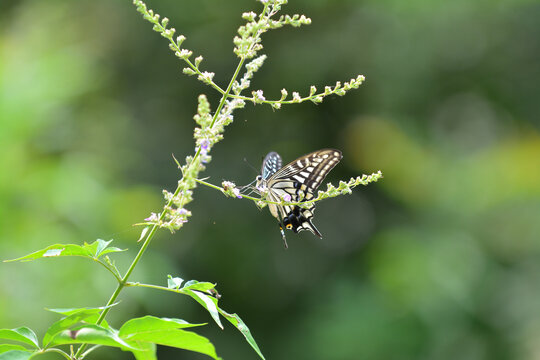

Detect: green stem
[184,58,226,95]
[73,3,274,358]
[125,281,186,294]
[194,178,225,193]
[73,53,247,360]
[209,57,246,129]
[41,348,71,360]
[228,92,326,105]
[194,178,312,206]
[73,222,162,358]
[80,344,102,359]
[149,20,227,96]
[95,259,122,283]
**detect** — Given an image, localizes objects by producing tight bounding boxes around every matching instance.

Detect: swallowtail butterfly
[255,149,342,247]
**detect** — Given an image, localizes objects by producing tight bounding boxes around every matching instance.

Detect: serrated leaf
[127,329,220,360]
[219,309,265,360]
[0,328,39,349]
[0,350,33,360]
[0,345,30,354]
[43,308,111,347]
[119,316,205,338]
[184,291,222,330]
[49,325,137,350]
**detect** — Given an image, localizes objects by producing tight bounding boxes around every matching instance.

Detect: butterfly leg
[278,223,289,249]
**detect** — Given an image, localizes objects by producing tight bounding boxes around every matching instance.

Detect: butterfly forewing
[270,149,342,193]
[260,149,342,240]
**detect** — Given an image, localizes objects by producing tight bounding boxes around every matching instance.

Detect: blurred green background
[1,0,539,359]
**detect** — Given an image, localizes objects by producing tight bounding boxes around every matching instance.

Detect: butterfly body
[255,149,342,245]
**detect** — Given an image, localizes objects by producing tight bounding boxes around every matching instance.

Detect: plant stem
[42,348,71,360]
[73,56,247,360]
[95,259,122,283]
[125,281,186,294]
[209,58,245,129]
[194,178,309,206]
[73,3,274,357]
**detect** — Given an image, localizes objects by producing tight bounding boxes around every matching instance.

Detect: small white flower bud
[176,35,186,45]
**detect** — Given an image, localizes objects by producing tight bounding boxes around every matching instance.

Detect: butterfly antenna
[243,158,259,174]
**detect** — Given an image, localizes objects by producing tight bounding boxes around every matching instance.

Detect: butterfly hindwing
[261,151,282,180]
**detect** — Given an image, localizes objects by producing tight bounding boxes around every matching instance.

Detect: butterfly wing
[266,149,342,238]
[261,151,282,180]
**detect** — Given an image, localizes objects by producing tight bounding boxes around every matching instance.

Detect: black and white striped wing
[266,149,342,238]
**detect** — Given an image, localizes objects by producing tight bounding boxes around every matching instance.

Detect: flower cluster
[232,55,267,95]
[252,90,266,104]
[143,187,193,233]
[201,170,383,213]
[133,0,375,234]
[296,171,384,209]
[234,0,311,59]
[133,0,226,96]
[193,94,215,165]
[222,181,242,199]
[238,75,367,108]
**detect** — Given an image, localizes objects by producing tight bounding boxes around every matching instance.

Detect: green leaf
[48,324,137,350]
[0,350,33,360]
[6,244,91,262]
[126,341,156,360]
[92,239,126,258]
[43,307,112,347]
[183,290,222,329]
[0,328,39,348]
[119,316,205,337]
[46,304,115,317]
[181,280,216,292]
[167,276,183,289]
[138,226,150,242]
[127,329,220,360]
[46,306,113,333]
[219,309,265,360]
[5,240,126,263]
[0,345,29,354]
